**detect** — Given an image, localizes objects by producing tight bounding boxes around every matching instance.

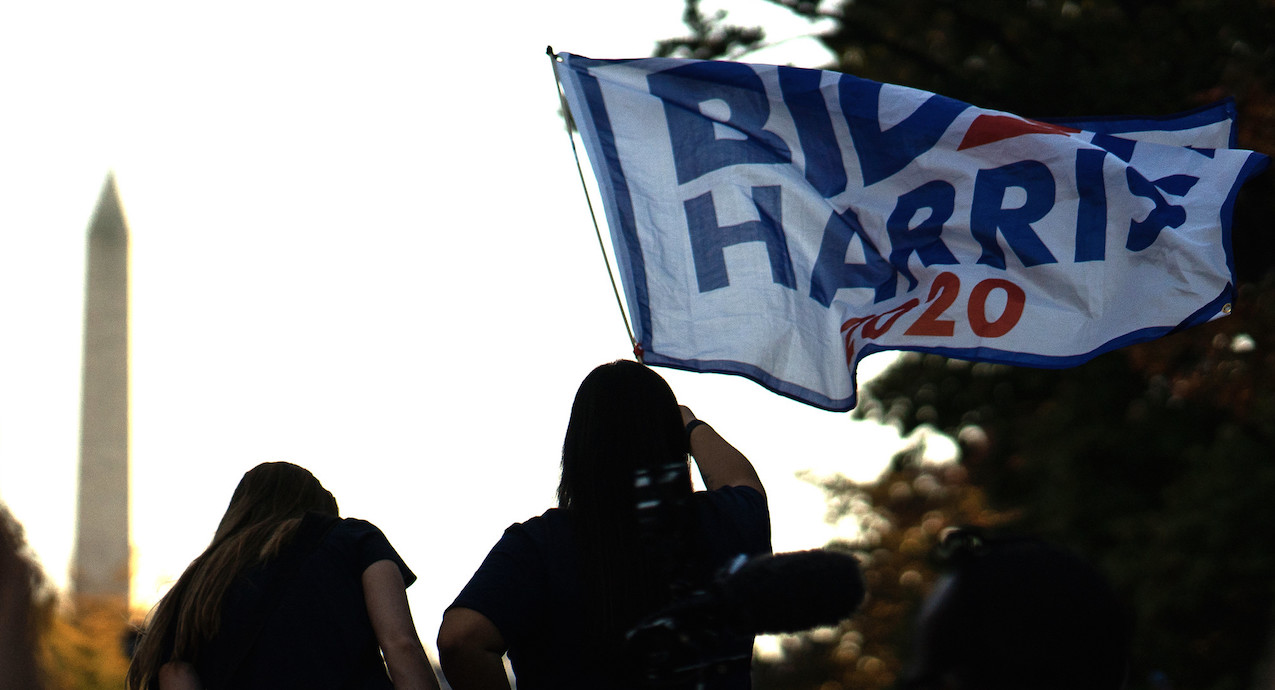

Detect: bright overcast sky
[0,0,925,659]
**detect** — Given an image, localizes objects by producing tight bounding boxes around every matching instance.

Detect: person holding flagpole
[438,360,772,689]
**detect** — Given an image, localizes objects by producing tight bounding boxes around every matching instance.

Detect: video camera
[626,548,865,688]
[627,459,865,688]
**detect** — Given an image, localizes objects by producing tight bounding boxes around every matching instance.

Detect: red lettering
[840,315,872,365]
[968,278,1026,337]
[862,299,919,338]
[841,272,1025,366]
[841,299,919,363]
[904,271,960,336]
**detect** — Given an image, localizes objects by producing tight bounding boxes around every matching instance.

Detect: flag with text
[554,52,1269,411]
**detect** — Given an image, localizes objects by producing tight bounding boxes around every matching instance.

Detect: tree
[40,603,132,690]
[853,282,1275,690]
[1,502,130,690]
[754,439,1012,690]
[656,1,1275,688]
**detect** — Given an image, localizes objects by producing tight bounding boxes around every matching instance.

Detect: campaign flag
[553,52,1269,411]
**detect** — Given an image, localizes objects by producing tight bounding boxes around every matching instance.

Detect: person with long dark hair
[437,360,772,689]
[127,461,439,690]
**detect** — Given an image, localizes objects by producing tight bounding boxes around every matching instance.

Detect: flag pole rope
[546,46,642,362]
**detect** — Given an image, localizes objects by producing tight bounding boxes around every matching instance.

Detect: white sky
[0,0,921,661]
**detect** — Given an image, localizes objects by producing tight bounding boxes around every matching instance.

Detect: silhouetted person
[128,462,439,690]
[437,360,772,689]
[0,502,45,690]
[900,528,1132,690]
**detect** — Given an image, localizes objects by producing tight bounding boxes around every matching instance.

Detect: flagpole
[546,46,643,362]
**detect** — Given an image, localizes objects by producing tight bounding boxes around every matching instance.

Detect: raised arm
[680,405,765,497]
[362,559,441,690]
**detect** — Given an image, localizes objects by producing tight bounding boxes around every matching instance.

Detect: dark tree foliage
[656,1,1275,689]
[655,0,765,60]
[752,445,1012,690]
[661,0,1274,117]
[858,316,1275,689]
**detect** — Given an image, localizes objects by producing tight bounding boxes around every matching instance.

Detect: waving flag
[553,52,1269,411]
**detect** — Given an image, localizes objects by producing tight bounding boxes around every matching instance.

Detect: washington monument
[71,173,130,613]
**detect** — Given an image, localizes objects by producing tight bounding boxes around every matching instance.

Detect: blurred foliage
[851,280,1275,690]
[2,501,130,690]
[656,0,765,60]
[658,1,1275,689]
[657,0,1275,120]
[754,441,1012,690]
[39,600,132,690]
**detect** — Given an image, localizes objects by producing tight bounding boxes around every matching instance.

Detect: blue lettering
[648,62,791,185]
[1091,133,1136,162]
[838,76,969,186]
[886,181,959,292]
[1074,149,1108,262]
[1125,170,1199,251]
[685,186,795,292]
[971,161,1059,270]
[778,66,846,198]
[809,207,897,307]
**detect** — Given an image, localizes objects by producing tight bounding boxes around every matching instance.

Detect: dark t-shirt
[450,486,771,690]
[194,514,415,690]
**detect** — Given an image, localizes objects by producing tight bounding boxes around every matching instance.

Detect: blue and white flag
[554,52,1269,411]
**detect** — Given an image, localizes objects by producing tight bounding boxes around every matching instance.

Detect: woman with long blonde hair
[128,461,438,690]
